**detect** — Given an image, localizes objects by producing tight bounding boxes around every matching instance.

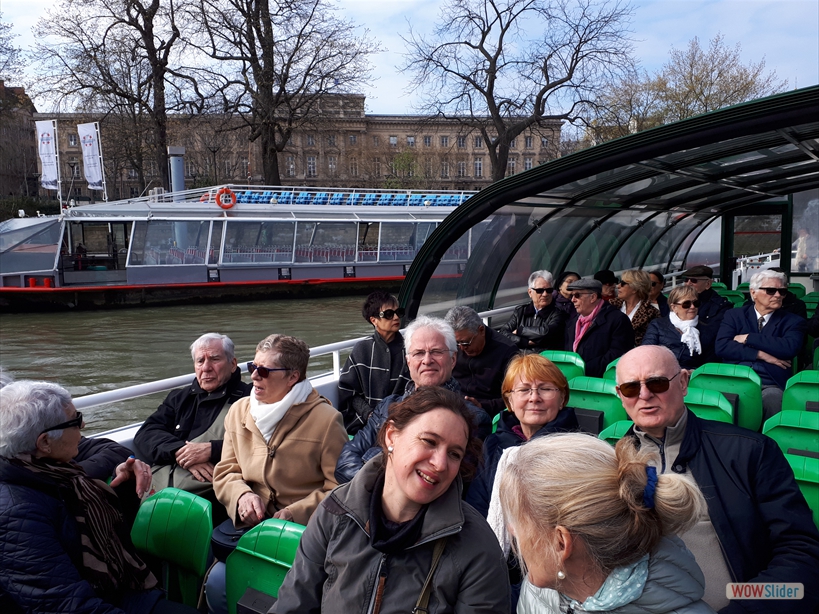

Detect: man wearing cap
[499,270,567,351]
[680,265,732,343]
[594,269,618,302]
[564,278,635,378]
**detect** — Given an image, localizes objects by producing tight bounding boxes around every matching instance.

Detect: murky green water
[0,295,374,433]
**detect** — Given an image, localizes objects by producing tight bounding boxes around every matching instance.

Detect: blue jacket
[715,304,807,388]
[565,300,635,378]
[465,408,578,518]
[628,412,819,614]
[641,317,715,369]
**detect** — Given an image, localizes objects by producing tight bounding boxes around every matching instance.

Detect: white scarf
[669,312,702,356]
[487,446,521,557]
[250,379,313,443]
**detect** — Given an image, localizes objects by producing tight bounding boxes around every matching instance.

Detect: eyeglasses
[618,281,629,287]
[408,349,450,360]
[378,307,405,319]
[530,287,554,295]
[759,287,787,296]
[617,372,681,398]
[569,292,594,300]
[247,362,291,378]
[40,411,83,434]
[684,277,708,284]
[456,331,479,348]
[674,300,700,309]
[511,386,560,398]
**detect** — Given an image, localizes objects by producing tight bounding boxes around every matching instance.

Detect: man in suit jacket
[716,269,807,421]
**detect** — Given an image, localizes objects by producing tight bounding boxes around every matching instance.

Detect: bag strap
[412,537,447,614]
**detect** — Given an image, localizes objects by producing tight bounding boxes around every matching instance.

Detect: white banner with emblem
[77,122,105,191]
[35,120,59,191]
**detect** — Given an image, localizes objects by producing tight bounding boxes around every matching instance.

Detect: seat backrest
[603,357,620,380]
[491,411,502,434]
[762,410,819,456]
[784,452,819,528]
[711,282,728,291]
[131,488,212,607]
[788,283,807,298]
[689,363,763,431]
[568,376,627,430]
[716,290,745,306]
[377,194,393,206]
[346,193,361,206]
[296,192,312,204]
[684,387,734,423]
[226,519,306,614]
[598,420,634,445]
[784,371,819,411]
[540,350,586,383]
[361,193,377,206]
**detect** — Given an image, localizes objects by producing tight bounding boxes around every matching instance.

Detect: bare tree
[189,0,379,185]
[0,14,24,84]
[31,0,202,190]
[403,0,635,181]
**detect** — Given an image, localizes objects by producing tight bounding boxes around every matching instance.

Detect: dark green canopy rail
[400,86,819,318]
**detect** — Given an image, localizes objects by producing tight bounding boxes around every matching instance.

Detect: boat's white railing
[74,305,517,412]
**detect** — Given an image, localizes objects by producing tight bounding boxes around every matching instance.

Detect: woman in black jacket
[642,285,714,369]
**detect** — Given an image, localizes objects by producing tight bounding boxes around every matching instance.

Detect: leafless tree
[189,0,380,185]
[0,15,24,84]
[403,0,635,181]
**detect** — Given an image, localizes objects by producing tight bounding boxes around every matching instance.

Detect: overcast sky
[3,0,817,114]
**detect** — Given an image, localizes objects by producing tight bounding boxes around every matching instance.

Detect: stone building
[0,81,38,198]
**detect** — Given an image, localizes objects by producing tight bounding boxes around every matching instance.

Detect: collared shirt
[754,308,774,328]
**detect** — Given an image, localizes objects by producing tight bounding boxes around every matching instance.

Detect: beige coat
[213,390,347,526]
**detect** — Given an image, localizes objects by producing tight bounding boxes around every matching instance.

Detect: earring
[557,570,566,580]
[387,446,394,454]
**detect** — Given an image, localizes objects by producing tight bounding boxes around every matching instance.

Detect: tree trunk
[260,124,281,185]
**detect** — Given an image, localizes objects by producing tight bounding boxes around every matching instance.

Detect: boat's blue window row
[224,190,470,207]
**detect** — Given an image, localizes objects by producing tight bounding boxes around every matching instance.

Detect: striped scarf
[13,455,156,599]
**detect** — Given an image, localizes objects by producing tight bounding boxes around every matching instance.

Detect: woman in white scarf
[642,285,708,370]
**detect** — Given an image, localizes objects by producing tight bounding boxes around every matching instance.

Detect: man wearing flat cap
[680,265,732,354]
[564,278,635,377]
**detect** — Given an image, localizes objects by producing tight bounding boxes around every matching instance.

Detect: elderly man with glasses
[499,270,568,351]
[716,269,807,420]
[615,345,819,614]
[334,315,490,484]
[337,291,410,435]
[445,306,519,418]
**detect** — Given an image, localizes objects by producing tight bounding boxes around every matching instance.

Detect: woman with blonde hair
[642,285,715,368]
[612,269,660,345]
[501,433,713,614]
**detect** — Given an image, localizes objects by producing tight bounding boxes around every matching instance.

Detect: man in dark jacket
[445,306,518,417]
[336,291,409,434]
[681,265,732,346]
[564,278,634,378]
[134,333,250,492]
[335,315,490,484]
[616,345,819,614]
[499,270,567,351]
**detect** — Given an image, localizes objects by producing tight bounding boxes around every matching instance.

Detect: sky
[2,0,818,115]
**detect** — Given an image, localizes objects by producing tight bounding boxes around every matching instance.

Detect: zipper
[366,553,387,614]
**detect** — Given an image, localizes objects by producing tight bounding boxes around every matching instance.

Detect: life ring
[215,188,236,209]
[200,192,211,203]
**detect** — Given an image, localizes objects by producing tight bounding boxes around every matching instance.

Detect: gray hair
[0,367,13,389]
[0,381,73,458]
[404,315,457,353]
[444,306,483,333]
[190,333,235,362]
[528,270,553,287]
[749,269,787,292]
[256,334,310,381]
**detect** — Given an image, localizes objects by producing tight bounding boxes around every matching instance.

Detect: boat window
[564,210,648,275]
[792,189,819,273]
[295,222,356,263]
[377,222,437,262]
[129,221,211,266]
[358,222,379,262]
[644,212,714,273]
[0,218,62,275]
[223,221,295,264]
[209,221,224,265]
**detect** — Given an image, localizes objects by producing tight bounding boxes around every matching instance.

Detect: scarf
[563,554,649,611]
[250,379,313,443]
[367,471,428,554]
[669,312,702,356]
[11,455,156,599]
[573,299,604,352]
[487,446,521,557]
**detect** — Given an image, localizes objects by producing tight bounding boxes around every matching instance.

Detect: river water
[0,295,375,434]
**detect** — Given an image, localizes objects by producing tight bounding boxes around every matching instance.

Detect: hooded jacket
[271,457,510,614]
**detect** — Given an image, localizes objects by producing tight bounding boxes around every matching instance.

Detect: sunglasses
[378,308,405,319]
[530,287,554,295]
[684,277,708,284]
[618,281,629,287]
[759,287,787,296]
[456,331,479,347]
[41,411,83,434]
[569,292,594,300]
[617,372,681,398]
[651,281,659,287]
[247,362,291,378]
[674,300,700,309]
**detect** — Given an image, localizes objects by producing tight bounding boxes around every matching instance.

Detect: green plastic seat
[226,518,306,614]
[603,357,620,380]
[689,363,763,431]
[568,376,628,433]
[684,387,734,423]
[598,420,634,445]
[785,453,819,529]
[716,290,745,306]
[491,411,502,433]
[762,410,819,456]
[736,282,750,296]
[788,283,806,299]
[783,371,819,411]
[540,350,585,383]
[710,281,728,291]
[131,487,213,608]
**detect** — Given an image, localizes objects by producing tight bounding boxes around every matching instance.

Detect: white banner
[77,122,104,190]
[36,120,59,191]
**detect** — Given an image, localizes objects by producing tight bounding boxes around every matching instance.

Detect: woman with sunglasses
[611,269,660,345]
[0,381,198,614]
[642,285,715,369]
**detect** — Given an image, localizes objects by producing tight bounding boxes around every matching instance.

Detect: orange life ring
[215,188,236,209]
[200,192,211,202]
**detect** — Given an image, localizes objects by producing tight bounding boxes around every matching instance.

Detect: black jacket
[133,367,250,465]
[641,317,715,369]
[628,411,819,614]
[696,288,732,350]
[564,300,635,378]
[452,328,519,417]
[74,437,132,481]
[499,302,567,350]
